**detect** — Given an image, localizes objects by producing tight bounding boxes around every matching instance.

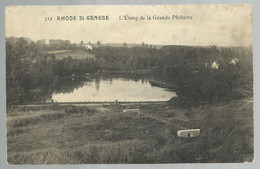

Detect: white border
[0,0,259,169]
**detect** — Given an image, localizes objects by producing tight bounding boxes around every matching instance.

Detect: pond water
[50,77,176,102]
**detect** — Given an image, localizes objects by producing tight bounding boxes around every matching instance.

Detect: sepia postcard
[5,5,253,164]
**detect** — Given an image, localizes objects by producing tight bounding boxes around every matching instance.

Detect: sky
[5,5,253,46]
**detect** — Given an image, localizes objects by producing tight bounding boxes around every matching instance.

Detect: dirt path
[139,111,171,125]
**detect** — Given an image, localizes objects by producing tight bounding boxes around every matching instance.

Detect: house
[177,129,200,138]
[211,61,219,69]
[230,58,239,65]
[85,44,93,50]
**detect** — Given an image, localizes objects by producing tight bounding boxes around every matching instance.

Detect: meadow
[7,99,253,164]
[47,50,95,60]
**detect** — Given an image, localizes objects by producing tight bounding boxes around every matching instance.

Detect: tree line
[91,45,252,106]
[6,37,98,104]
[6,37,253,106]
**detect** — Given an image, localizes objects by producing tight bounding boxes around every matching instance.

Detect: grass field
[48,50,95,60]
[7,99,253,164]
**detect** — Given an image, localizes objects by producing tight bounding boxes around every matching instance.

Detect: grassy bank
[7,99,253,164]
[47,50,95,60]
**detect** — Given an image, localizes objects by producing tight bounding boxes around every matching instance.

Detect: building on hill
[211,61,219,69]
[85,44,93,50]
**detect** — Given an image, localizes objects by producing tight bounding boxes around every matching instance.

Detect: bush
[65,106,83,114]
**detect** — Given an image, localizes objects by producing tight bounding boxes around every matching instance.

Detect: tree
[142,42,145,48]
[80,40,84,46]
[97,41,101,46]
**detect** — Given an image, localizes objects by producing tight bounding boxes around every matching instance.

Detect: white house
[211,61,219,69]
[230,58,239,65]
[85,44,93,50]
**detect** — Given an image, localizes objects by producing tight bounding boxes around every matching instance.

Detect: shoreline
[11,101,170,107]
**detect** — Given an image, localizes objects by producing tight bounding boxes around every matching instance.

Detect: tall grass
[8,113,65,127]
[8,139,156,164]
[7,100,253,164]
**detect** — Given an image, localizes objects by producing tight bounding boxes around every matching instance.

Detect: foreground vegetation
[7,99,253,164]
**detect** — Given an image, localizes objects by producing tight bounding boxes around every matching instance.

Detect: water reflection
[53,76,86,94]
[51,76,176,102]
[26,74,177,103]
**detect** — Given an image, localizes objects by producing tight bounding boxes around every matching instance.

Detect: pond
[49,76,177,102]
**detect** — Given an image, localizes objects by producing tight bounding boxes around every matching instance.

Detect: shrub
[65,106,83,114]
